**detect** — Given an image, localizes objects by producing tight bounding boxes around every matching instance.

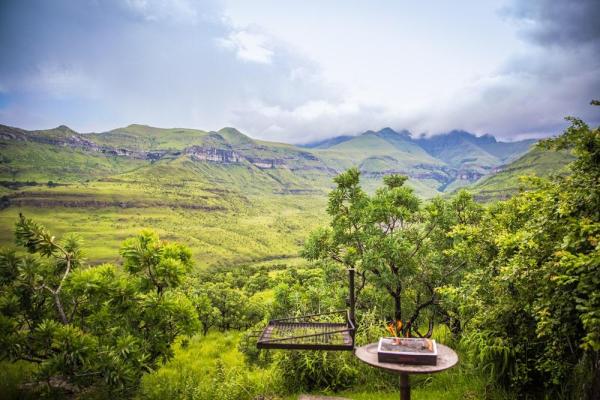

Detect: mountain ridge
[0,123,537,197]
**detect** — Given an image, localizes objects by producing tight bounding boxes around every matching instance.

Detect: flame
[386,323,395,336]
[396,320,403,332]
[386,320,404,337]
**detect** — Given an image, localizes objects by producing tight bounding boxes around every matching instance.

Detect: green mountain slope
[477,138,537,161]
[305,127,536,194]
[464,147,575,201]
[0,123,544,197]
[0,123,333,265]
[0,126,145,182]
[311,128,448,196]
[87,124,212,150]
[0,122,556,264]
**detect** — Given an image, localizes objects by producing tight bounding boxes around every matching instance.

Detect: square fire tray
[377,337,438,365]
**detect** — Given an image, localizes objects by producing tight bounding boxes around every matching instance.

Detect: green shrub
[138,332,283,400]
[275,350,358,393]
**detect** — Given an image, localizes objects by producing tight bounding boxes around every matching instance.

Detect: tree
[303,169,480,337]
[0,216,198,396]
[191,292,220,335]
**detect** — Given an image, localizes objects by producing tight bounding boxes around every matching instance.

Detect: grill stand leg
[400,373,410,400]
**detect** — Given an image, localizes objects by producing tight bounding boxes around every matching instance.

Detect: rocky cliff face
[245,157,285,169]
[185,146,241,163]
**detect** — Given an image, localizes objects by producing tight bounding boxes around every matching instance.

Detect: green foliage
[305,167,481,336]
[465,147,575,202]
[443,117,600,397]
[276,350,359,392]
[183,262,276,334]
[0,218,199,397]
[138,332,282,400]
[121,230,192,294]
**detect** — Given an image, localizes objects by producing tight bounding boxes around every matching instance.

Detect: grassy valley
[0,123,543,265]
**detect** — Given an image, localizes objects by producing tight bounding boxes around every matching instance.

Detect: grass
[0,139,145,182]
[0,129,336,267]
[0,361,38,400]
[137,330,507,400]
[137,331,283,400]
[0,329,506,400]
[0,189,327,267]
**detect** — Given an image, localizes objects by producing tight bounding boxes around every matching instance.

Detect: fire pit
[377,337,438,365]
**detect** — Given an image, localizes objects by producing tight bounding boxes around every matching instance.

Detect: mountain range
[0,123,541,198]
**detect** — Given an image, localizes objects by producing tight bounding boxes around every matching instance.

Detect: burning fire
[386,320,408,337]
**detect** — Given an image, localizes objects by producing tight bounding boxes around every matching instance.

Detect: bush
[275,350,358,393]
[138,332,283,400]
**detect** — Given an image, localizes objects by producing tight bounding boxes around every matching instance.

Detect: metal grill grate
[256,310,355,351]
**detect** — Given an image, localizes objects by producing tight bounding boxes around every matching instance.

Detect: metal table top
[354,342,459,375]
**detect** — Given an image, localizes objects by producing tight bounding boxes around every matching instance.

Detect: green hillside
[0,122,552,264]
[311,129,447,196]
[415,130,536,173]
[0,137,145,182]
[463,146,575,201]
[87,124,212,150]
[0,122,340,266]
[307,127,537,193]
[0,173,327,267]
[314,128,443,165]
[1,123,539,196]
[477,137,536,161]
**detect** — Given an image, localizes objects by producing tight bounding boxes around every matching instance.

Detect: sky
[0,0,598,143]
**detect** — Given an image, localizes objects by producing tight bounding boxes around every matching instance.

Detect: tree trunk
[393,292,402,323]
[53,293,68,324]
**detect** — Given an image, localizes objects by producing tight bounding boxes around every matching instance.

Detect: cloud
[502,0,600,48]
[404,0,600,140]
[233,99,388,143]
[0,0,330,134]
[218,30,274,64]
[0,0,597,142]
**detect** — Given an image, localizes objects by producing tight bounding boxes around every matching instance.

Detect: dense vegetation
[443,116,600,397]
[0,113,597,399]
[303,170,481,336]
[0,220,198,397]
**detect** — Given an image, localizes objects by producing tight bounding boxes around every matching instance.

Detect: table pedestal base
[354,342,458,400]
[400,373,410,400]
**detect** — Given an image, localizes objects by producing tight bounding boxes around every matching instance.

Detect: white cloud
[232,98,388,143]
[0,0,598,141]
[218,30,274,64]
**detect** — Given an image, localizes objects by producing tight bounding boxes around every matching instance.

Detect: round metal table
[354,342,458,400]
